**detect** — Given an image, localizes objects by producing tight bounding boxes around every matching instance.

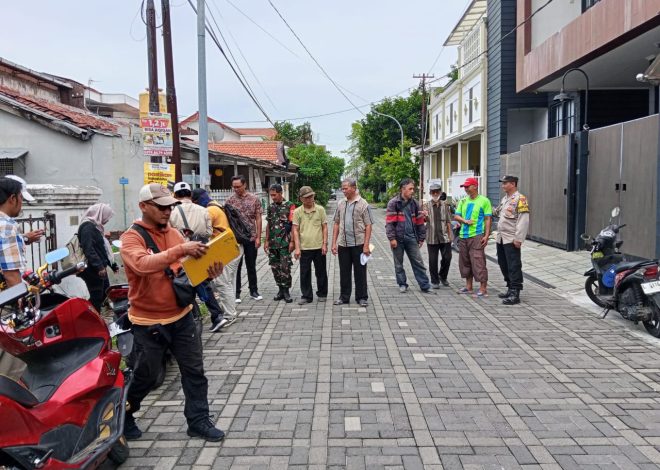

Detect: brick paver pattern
[120,206,660,470]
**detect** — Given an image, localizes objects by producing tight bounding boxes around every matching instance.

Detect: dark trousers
[300,249,328,300]
[427,243,452,284]
[236,240,258,296]
[196,280,224,323]
[338,245,368,302]
[80,270,109,313]
[127,312,209,427]
[496,242,523,291]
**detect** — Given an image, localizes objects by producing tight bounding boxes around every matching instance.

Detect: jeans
[392,238,431,290]
[236,240,258,296]
[299,249,328,300]
[127,312,210,428]
[427,242,452,284]
[338,245,368,302]
[497,242,523,291]
[196,280,224,324]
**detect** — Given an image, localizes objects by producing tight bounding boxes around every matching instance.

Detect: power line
[267,0,366,118]
[224,0,301,59]
[187,0,275,126]
[426,0,472,74]
[427,0,556,86]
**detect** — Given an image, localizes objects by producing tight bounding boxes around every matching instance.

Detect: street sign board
[144,162,175,186]
[140,112,173,158]
[119,177,129,185]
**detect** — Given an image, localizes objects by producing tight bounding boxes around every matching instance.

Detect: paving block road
[119,206,660,470]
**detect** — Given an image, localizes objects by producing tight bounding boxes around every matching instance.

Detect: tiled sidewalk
[119,207,660,470]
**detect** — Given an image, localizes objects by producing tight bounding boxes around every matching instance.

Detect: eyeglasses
[145,201,173,212]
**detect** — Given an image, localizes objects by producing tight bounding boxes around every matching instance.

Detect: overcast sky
[1,0,469,157]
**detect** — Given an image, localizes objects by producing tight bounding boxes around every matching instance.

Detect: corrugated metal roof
[444,0,487,46]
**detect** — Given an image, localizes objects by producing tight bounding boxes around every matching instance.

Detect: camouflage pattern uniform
[266,200,295,289]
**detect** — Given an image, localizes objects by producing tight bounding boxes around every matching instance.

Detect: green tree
[372,140,419,199]
[274,121,313,147]
[287,144,344,206]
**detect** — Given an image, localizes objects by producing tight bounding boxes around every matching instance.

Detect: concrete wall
[0,111,145,231]
[507,108,548,152]
[530,0,582,49]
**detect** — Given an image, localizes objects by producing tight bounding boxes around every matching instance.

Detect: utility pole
[413,74,434,200]
[197,0,209,189]
[146,0,161,163]
[161,0,182,182]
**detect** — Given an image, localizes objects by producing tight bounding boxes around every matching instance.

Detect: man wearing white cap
[0,175,43,287]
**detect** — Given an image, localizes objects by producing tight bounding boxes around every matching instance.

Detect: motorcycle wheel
[108,436,130,464]
[584,275,610,308]
[643,307,660,338]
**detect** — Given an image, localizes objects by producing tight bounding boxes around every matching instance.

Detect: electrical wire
[427,0,556,86]
[129,0,147,41]
[224,0,301,59]
[207,0,279,111]
[187,0,275,126]
[426,0,473,74]
[267,0,366,117]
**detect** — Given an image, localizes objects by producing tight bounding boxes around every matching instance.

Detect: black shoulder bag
[131,224,196,308]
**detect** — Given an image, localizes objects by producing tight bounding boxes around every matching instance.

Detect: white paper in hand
[360,253,371,265]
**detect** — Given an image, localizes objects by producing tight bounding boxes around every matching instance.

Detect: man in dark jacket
[385,178,433,293]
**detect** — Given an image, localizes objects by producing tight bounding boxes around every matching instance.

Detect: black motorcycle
[582,207,660,337]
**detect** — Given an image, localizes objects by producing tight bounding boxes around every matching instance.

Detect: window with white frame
[461,25,481,76]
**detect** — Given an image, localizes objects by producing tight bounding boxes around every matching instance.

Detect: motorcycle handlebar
[50,262,86,285]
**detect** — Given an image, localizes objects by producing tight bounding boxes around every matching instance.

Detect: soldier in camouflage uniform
[264,183,296,303]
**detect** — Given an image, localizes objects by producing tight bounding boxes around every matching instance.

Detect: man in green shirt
[292,186,328,304]
[454,177,492,297]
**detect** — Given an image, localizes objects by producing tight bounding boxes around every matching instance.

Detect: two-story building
[424,0,487,200]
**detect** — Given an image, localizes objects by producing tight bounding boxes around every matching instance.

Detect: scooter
[0,248,133,469]
[582,207,660,337]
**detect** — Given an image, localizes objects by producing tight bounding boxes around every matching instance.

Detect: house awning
[0,148,28,159]
[444,0,487,46]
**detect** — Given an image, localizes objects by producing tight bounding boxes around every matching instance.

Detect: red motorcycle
[0,248,132,469]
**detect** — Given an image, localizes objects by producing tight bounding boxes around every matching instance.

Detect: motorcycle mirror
[611,207,620,218]
[45,247,70,265]
[116,331,134,357]
[112,240,122,249]
[580,233,590,241]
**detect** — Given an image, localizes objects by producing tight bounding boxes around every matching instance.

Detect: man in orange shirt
[120,183,225,442]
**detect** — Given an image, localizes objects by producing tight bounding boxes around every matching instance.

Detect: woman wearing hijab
[78,203,118,312]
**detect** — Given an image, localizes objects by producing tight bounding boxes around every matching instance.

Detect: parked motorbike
[0,248,133,469]
[582,207,660,337]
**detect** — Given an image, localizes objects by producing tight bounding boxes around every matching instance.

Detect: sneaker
[298,298,313,305]
[224,316,237,327]
[250,291,263,301]
[124,413,142,440]
[399,286,408,293]
[441,280,450,287]
[187,418,225,442]
[235,298,242,304]
[421,289,436,295]
[317,297,327,303]
[210,318,228,332]
[431,283,440,289]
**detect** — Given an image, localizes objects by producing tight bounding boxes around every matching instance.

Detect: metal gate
[15,211,57,272]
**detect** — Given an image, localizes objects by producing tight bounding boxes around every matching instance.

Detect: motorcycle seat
[0,374,38,407]
[615,260,658,273]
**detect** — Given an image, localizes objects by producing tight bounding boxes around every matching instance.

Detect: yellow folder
[182,230,241,286]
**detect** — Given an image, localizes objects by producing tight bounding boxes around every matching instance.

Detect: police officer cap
[429,183,442,191]
[499,175,519,184]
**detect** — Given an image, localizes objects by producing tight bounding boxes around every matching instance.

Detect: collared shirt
[333,196,373,247]
[293,204,327,250]
[424,199,452,244]
[226,192,262,241]
[493,191,530,244]
[0,211,26,272]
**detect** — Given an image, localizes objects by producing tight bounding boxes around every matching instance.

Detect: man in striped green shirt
[454,177,492,297]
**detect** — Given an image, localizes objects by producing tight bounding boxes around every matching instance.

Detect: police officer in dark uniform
[493,175,530,305]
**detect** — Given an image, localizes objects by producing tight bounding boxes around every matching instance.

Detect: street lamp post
[372,110,404,159]
[554,67,590,131]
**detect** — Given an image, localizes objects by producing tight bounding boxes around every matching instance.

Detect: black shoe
[298,298,313,305]
[317,297,327,302]
[502,290,520,305]
[334,298,349,305]
[283,289,292,303]
[250,291,263,300]
[273,288,284,301]
[124,413,142,440]
[358,299,368,307]
[441,279,449,287]
[421,289,436,295]
[498,289,512,299]
[187,418,225,442]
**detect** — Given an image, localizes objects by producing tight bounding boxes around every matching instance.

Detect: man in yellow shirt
[192,188,240,330]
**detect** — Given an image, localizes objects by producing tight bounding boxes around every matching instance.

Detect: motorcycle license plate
[592,251,604,259]
[641,280,660,295]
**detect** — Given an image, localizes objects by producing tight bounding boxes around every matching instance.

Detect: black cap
[499,175,519,184]
[191,188,208,202]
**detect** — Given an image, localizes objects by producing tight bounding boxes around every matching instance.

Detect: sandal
[475,291,489,298]
[457,287,471,294]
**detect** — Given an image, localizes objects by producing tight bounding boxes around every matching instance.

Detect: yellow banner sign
[144,162,175,186]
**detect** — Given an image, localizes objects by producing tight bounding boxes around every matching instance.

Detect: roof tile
[209,141,282,162]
